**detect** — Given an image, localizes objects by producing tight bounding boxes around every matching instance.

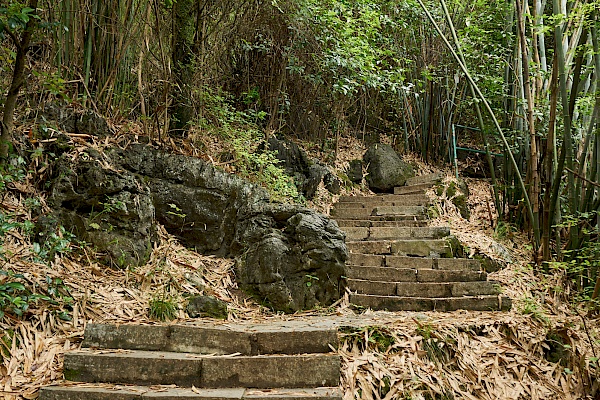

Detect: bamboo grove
[1,0,600,302]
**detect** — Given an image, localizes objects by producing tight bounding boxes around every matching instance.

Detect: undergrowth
[191,86,302,203]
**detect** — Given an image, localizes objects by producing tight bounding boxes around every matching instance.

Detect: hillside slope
[0,132,598,400]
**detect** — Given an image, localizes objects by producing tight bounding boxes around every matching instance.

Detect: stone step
[335,219,429,228]
[346,266,487,283]
[342,226,449,241]
[83,323,337,355]
[40,385,342,400]
[331,206,425,220]
[348,254,481,271]
[347,239,453,258]
[336,194,430,206]
[347,279,500,297]
[404,172,444,187]
[350,294,512,312]
[393,183,435,195]
[63,350,340,388]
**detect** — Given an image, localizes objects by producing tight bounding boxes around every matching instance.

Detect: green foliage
[341,325,396,353]
[520,296,549,324]
[0,269,73,320]
[293,0,407,96]
[149,296,177,321]
[194,87,301,203]
[0,2,40,40]
[32,225,76,263]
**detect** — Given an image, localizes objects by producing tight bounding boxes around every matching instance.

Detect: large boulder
[47,144,347,312]
[234,204,347,312]
[49,149,156,267]
[264,136,339,198]
[364,143,414,192]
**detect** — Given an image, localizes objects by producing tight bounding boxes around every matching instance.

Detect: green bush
[193,87,302,203]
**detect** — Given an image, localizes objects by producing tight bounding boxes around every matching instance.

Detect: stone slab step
[331,206,425,220]
[348,254,481,271]
[350,294,512,312]
[347,279,500,297]
[342,226,449,241]
[347,239,453,258]
[346,266,487,283]
[40,385,342,400]
[336,219,428,228]
[83,323,337,355]
[336,194,429,206]
[393,183,435,195]
[64,350,340,389]
[404,172,444,187]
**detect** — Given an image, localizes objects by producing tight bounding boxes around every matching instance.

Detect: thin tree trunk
[0,0,39,161]
[517,0,542,252]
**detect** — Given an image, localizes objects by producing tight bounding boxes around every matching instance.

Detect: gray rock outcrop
[47,144,347,313]
[364,143,414,192]
[264,136,340,198]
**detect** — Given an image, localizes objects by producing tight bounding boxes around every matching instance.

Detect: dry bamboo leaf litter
[0,137,598,399]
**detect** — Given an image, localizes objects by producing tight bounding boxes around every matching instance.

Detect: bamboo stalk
[416,0,539,248]
[439,0,501,218]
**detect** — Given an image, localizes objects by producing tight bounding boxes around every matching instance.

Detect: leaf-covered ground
[0,131,598,399]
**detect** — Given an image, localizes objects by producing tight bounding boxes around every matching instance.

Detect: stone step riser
[83,323,337,356]
[63,351,340,389]
[335,199,429,208]
[393,183,435,195]
[40,386,342,400]
[338,194,429,204]
[404,172,444,187]
[347,279,500,297]
[331,206,425,220]
[348,254,481,271]
[350,294,512,312]
[347,240,453,258]
[336,220,428,228]
[346,266,487,283]
[343,227,449,241]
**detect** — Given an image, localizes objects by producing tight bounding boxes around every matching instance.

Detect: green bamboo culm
[415,0,539,249]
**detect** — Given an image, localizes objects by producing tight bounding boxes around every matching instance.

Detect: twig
[565,167,600,188]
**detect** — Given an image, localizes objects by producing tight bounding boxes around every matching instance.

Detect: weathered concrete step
[348,254,481,271]
[350,294,512,312]
[336,194,429,206]
[83,323,337,355]
[336,219,428,228]
[403,172,444,187]
[64,350,340,388]
[331,206,425,220]
[347,239,454,258]
[347,279,500,297]
[40,385,342,400]
[393,183,435,195]
[343,226,449,241]
[346,265,487,282]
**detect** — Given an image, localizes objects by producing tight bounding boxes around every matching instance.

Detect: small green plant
[149,296,177,321]
[166,203,186,220]
[494,221,517,240]
[0,270,70,319]
[520,296,549,323]
[305,274,319,287]
[341,325,396,353]
[32,225,76,263]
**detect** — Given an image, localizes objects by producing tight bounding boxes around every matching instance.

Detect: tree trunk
[170,0,197,136]
[0,0,39,161]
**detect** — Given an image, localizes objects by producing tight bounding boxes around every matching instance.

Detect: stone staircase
[40,322,341,400]
[333,173,512,312]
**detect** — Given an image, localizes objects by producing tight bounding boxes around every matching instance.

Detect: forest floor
[0,127,598,400]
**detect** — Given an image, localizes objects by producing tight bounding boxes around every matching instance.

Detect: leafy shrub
[192,86,302,202]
